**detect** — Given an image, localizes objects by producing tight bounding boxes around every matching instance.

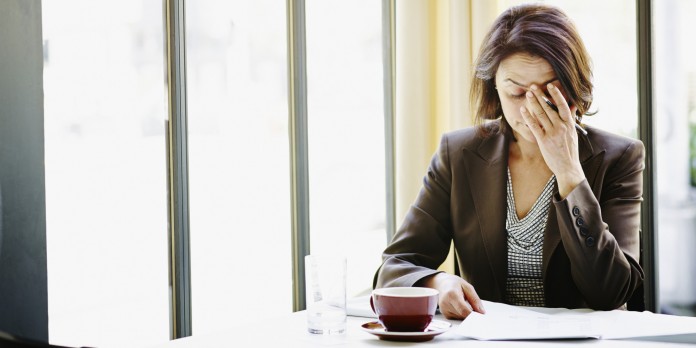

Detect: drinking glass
[305,255,347,335]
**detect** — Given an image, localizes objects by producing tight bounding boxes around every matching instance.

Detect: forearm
[554,180,643,309]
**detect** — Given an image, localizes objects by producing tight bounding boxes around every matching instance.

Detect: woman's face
[495,52,564,143]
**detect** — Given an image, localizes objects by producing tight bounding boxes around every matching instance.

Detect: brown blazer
[375,121,645,310]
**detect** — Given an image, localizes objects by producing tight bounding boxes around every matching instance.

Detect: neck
[509,135,543,163]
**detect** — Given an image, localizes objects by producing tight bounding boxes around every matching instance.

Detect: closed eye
[509,93,526,100]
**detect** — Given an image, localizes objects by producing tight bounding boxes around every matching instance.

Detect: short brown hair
[470,4,593,136]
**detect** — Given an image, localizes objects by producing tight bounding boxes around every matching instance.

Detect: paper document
[453,301,600,340]
[348,295,696,341]
[346,295,377,318]
[582,309,696,339]
[454,300,696,341]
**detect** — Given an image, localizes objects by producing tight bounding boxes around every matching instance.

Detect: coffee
[376,315,433,332]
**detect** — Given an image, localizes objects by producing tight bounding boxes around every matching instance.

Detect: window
[306,0,387,297]
[43,0,391,343]
[43,1,169,346]
[185,0,292,334]
[653,0,696,316]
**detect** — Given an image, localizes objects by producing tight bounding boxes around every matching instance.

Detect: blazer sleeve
[553,139,645,310]
[373,134,455,289]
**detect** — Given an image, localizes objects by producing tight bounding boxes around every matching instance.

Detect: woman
[374,3,644,319]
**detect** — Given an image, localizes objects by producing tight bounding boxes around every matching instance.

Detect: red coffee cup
[370,287,439,332]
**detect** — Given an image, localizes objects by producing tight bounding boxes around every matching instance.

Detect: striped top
[504,167,556,307]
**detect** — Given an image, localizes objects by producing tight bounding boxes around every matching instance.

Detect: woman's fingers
[436,276,486,319]
[451,293,473,318]
[520,105,544,139]
[547,83,573,124]
[461,281,486,314]
[439,287,471,319]
[525,88,554,130]
[523,83,578,139]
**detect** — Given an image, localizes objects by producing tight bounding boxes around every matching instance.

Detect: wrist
[556,168,585,199]
[418,272,446,290]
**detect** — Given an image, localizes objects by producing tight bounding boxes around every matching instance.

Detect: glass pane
[306,0,387,297]
[186,1,292,334]
[42,1,169,347]
[653,0,696,316]
[498,1,638,138]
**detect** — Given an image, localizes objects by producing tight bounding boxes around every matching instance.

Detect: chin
[513,128,537,143]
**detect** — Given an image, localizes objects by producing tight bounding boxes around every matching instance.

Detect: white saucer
[360,320,452,342]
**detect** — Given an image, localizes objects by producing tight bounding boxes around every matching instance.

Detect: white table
[149,310,696,347]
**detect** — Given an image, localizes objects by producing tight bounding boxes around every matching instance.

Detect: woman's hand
[520,83,585,198]
[420,273,485,319]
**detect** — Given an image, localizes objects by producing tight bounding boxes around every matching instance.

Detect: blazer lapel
[542,130,606,277]
[465,131,509,298]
